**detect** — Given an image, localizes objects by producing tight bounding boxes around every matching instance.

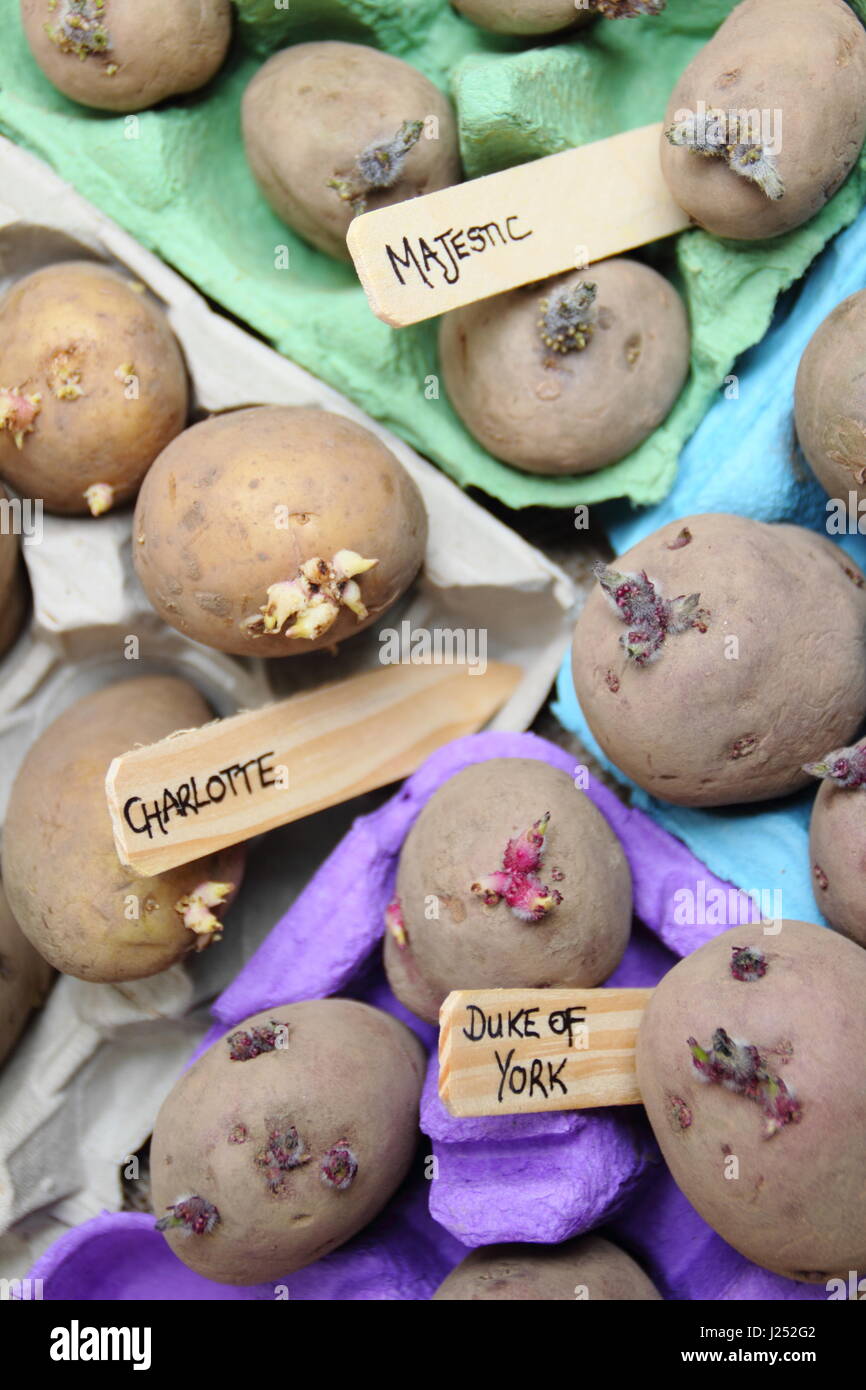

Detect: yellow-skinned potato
[1,676,244,982]
[433,1236,661,1300]
[0,262,189,516]
[133,406,428,658]
[451,0,591,35]
[795,291,866,512]
[637,921,866,1282]
[20,0,232,113]
[242,42,462,262]
[660,0,866,241]
[0,483,28,658]
[0,881,53,1067]
[385,759,632,1023]
[440,259,690,476]
[572,514,866,806]
[151,1000,426,1284]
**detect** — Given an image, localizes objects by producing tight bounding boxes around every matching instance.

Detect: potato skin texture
[0,881,53,1068]
[0,262,188,515]
[637,920,866,1282]
[809,741,866,949]
[439,260,690,476]
[242,42,462,262]
[151,1000,426,1284]
[660,0,866,241]
[133,406,428,658]
[572,513,866,806]
[20,0,232,113]
[451,0,591,35]
[1,676,243,983]
[433,1236,661,1300]
[0,484,28,658]
[385,759,632,1023]
[795,291,866,509]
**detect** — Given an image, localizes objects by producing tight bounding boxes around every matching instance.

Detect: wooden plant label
[439,986,653,1117]
[106,661,520,876]
[347,123,689,327]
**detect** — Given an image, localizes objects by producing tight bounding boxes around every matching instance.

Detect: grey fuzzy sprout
[594,1,666,15]
[666,111,783,201]
[45,1,113,59]
[538,281,598,354]
[328,120,425,216]
[803,742,866,789]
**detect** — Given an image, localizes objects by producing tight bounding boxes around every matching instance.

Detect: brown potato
[572,513,866,806]
[133,406,428,658]
[433,1235,661,1300]
[0,262,188,516]
[1,676,244,982]
[150,1000,426,1284]
[385,759,632,1024]
[439,260,690,475]
[637,920,866,1282]
[808,738,866,949]
[0,881,53,1068]
[0,484,28,658]
[21,0,232,113]
[795,291,866,512]
[660,0,866,241]
[451,0,592,35]
[242,42,462,262]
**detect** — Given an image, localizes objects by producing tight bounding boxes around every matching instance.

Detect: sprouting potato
[433,1236,661,1300]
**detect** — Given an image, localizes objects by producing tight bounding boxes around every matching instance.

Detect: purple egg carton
[28,732,824,1301]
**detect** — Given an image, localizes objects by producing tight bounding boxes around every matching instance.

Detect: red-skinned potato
[572,513,866,806]
[433,1236,661,1300]
[384,758,632,1023]
[1,676,244,982]
[133,406,428,658]
[637,921,866,1282]
[20,0,232,113]
[439,260,690,476]
[0,483,28,658]
[0,881,53,1068]
[795,291,866,512]
[0,262,189,516]
[660,0,866,241]
[242,42,461,262]
[806,736,866,949]
[150,1000,425,1284]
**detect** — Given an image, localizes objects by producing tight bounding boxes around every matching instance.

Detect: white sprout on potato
[243,550,379,642]
[174,880,234,949]
[537,282,598,354]
[0,389,41,449]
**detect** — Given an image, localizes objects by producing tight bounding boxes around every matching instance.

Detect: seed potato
[808,737,866,949]
[242,42,462,261]
[0,881,53,1068]
[660,0,866,241]
[20,0,232,113]
[572,513,866,806]
[637,921,866,1282]
[385,758,632,1024]
[150,1000,426,1284]
[450,0,591,35]
[439,260,690,476]
[0,262,189,516]
[433,1235,661,1300]
[1,676,243,982]
[795,290,866,511]
[133,406,428,658]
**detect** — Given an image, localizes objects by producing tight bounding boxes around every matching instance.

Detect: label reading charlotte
[385,216,533,290]
[462,1000,588,1105]
[123,751,279,840]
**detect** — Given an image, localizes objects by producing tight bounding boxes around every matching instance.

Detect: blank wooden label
[347,123,689,327]
[439,987,653,1117]
[106,661,520,876]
